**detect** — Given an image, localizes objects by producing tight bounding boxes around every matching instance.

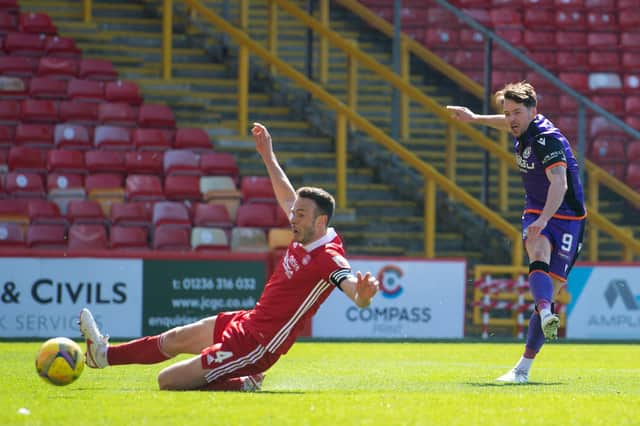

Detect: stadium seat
[78,59,118,81]
[494,27,523,45]
[125,174,164,202]
[37,57,78,80]
[554,31,586,49]
[587,32,617,50]
[587,11,617,31]
[626,96,640,116]
[67,223,108,250]
[590,116,627,139]
[125,151,164,175]
[131,128,172,151]
[588,73,622,93]
[424,28,460,48]
[0,222,25,247]
[94,126,132,151]
[556,51,588,71]
[0,198,29,225]
[192,202,233,229]
[0,146,7,170]
[138,104,175,129]
[558,72,589,92]
[0,99,20,124]
[46,173,86,214]
[29,77,68,100]
[625,115,640,132]
[241,176,276,203]
[490,8,521,26]
[15,123,53,149]
[191,227,229,252]
[20,99,57,123]
[152,201,190,228]
[0,127,11,151]
[592,95,624,116]
[27,198,66,225]
[67,78,104,103]
[555,9,586,30]
[174,128,211,151]
[274,205,290,228]
[0,56,35,77]
[85,173,125,215]
[199,152,240,183]
[47,149,86,174]
[45,36,82,58]
[104,80,142,105]
[0,12,17,34]
[589,137,625,163]
[588,51,620,72]
[0,75,27,99]
[625,163,640,190]
[627,141,640,163]
[8,146,46,174]
[459,28,484,45]
[524,9,556,30]
[152,224,191,251]
[98,102,137,127]
[19,12,57,35]
[85,150,126,175]
[58,101,98,125]
[230,227,268,252]
[268,228,293,253]
[236,203,277,228]
[622,53,640,72]
[617,9,639,31]
[66,199,106,225]
[110,202,150,227]
[110,225,148,250]
[621,32,640,51]
[4,32,46,56]
[54,124,91,150]
[585,0,616,8]
[163,149,200,176]
[199,176,242,217]
[26,223,67,249]
[164,175,201,201]
[527,51,556,71]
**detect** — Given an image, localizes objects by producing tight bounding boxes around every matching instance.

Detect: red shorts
[200,310,280,383]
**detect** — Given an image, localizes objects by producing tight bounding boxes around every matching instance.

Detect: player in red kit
[78,122,380,391]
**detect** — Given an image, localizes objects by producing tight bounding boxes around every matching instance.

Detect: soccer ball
[35,337,85,386]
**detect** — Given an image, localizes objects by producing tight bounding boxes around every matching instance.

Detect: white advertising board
[0,258,143,338]
[567,265,640,340]
[312,259,466,339]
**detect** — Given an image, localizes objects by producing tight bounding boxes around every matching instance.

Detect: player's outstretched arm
[446,105,509,131]
[251,122,297,215]
[341,271,379,308]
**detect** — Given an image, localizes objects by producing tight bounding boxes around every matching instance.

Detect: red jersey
[241,228,350,355]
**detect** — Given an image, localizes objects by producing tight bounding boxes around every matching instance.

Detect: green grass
[1,341,639,425]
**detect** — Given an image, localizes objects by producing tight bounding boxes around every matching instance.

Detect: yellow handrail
[83,0,92,24]
[178,0,523,264]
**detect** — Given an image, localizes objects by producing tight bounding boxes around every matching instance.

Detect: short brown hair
[495,81,537,109]
[296,186,335,223]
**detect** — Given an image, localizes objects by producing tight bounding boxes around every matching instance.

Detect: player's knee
[157,369,178,390]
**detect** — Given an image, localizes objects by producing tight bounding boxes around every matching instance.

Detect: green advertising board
[142,259,267,335]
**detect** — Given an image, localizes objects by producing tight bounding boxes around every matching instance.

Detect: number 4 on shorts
[210,350,233,364]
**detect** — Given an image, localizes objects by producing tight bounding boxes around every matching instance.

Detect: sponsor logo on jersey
[282,249,301,279]
[537,137,546,146]
[523,146,532,159]
[515,153,535,171]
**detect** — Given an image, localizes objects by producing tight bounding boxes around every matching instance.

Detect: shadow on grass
[466,382,564,387]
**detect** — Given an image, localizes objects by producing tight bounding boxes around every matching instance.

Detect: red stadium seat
[54,124,91,150]
[174,128,211,151]
[110,202,150,227]
[125,174,164,202]
[191,227,229,252]
[627,141,640,163]
[68,224,108,250]
[0,12,17,34]
[152,201,190,228]
[424,28,460,48]
[27,223,67,249]
[592,95,624,116]
[138,104,175,129]
[0,99,20,124]
[20,99,57,123]
[37,57,78,80]
[85,150,126,174]
[236,203,277,228]
[274,204,290,228]
[559,72,589,92]
[15,123,53,149]
[58,101,99,125]
[241,176,276,203]
[625,163,640,190]
[460,28,485,45]
[45,36,82,58]
[590,116,627,139]
[586,11,617,31]
[199,152,240,183]
[29,77,68,100]
[0,222,25,247]
[152,225,191,251]
[620,32,640,51]
[104,80,142,105]
[617,9,640,31]
[67,78,104,103]
[554,31,586,49]
[85,173,124,199]
[192,202,233,228]
[164,175,201,201]
[0,75,27,100]
[556,51,588,71]
[588,51,619,72]
[585,0,616,8]
[625,116,640,132]
[66,199,106,225]
[47,149,86,174]
[589,137,625,163]
[125,151,164,175]
[524,9,556,30]
[490,8,521,26]
[163,149,200,176]
[626,96,640,116]
[587,32,617,50]
[0,198,29,224]
[78,59,118,81]
[556,10,586,30]
[98,102,137,127]
[27,198,66,225]
[495,27,523,45]
[622,53,640,72]
[4,32,45,56]
[131,128,172,151]
[527,51,556,70]
[8,146,46,174]
[110,225,148,250]
[19,12,56,35]
[0,126,12,150]
[5,171,45,198]
[0,56,35,77]
[554,0,585,8]
[94,126,132,151]
[46,173,86,213]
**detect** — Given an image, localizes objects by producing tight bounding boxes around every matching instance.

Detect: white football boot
[79,308,109,368]
[242,373,265,392]
[496,368,529,384]
[541,311,560,340]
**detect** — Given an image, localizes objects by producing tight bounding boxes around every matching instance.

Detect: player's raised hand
[251,122,273,158]
[354,271,379,308]
[446,105,476,122]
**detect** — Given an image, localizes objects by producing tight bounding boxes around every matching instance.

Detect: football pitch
[1,341,638,426]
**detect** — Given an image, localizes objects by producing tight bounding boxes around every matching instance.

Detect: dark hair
[495,81,537,109]
[296,186,335,223]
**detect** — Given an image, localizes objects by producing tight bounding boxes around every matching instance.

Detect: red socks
[107,335,171,366]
